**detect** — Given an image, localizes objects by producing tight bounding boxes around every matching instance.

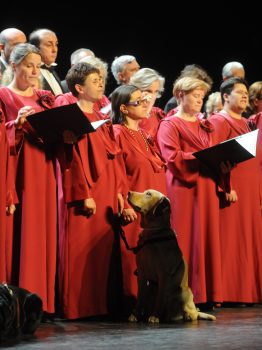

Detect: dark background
[1,6,260,109]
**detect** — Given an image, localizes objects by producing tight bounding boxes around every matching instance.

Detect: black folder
[193,129,258,173]
[26,103,105,143]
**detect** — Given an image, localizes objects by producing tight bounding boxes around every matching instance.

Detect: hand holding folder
[26,103,110,143]
[193,129,259,173]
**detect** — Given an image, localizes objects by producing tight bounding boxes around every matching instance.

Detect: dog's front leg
[128,277,147,322]
[150,277,172,323]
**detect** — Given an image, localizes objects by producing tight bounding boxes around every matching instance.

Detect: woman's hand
[225,190,238,202]
[117,193,125,215]
[82,198,96,215]
[6,204,16,215]
[63,130,78,144]
[121,208,137,224]
[15,106,35,128]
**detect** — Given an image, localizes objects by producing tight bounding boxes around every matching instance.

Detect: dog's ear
[152,197,170,216]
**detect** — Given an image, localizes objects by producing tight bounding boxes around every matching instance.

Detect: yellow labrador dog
[127,189,216,323]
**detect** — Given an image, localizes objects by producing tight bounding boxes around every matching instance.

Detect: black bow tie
[41,65,55,72]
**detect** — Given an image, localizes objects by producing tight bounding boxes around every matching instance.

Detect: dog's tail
[197,311,216,321]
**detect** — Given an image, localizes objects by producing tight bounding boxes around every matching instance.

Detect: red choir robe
[157,115,223,304]
[210,112,262,303]
[0,112,16,283]
[166,106,205,120]
[0,87,57,313]
[55,92,110,113]
[139,106,165,139]
[113,125,167,309]
[55,96,126,319]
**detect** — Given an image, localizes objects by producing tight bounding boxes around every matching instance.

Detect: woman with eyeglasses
[129,68,166,139]
[111,84,166,316]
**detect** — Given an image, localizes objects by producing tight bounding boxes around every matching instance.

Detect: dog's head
[128,189,170,219]
[0,284,43,342]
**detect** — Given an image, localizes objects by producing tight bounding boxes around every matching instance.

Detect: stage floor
[1,306,262,349]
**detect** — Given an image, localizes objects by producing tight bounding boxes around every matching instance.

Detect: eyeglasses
[126,98,148,107]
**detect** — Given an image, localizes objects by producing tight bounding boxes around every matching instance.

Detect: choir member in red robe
[55,62,127,319]
[111,84,167,314]
[0,111,16,283]
[0,43,57,313]
[157,77,224,306]
[210,77,262,303]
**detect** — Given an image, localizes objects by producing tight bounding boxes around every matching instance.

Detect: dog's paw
[128,314,138,322]
[198,312,216,321]
[171,315,184,322]
[148,316,160,324]
[183,311,198,322]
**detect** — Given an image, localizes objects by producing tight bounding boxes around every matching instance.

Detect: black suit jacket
[61,79,69,93]
[40,69,66,95]
[0,59,7,77]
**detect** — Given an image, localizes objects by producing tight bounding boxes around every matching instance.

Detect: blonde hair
[205,92,222,116]
[248,81,262,114]
[173,76,211,100]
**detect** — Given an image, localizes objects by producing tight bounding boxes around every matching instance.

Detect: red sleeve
[113,127,131,208]
[209,115,234,193]
[157,120,199,185]
[54,93,76,107]
[56,141,90,203]
[1,99,24,155]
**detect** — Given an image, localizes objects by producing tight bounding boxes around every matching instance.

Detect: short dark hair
[66,62,100,97]
[220,77,249,104]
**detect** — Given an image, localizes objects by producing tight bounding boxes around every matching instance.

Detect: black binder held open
[26,103,109,143]
[193,129,259,173]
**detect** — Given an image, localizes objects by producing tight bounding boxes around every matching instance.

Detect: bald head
[222,61,245,81]
[0,28,27,63]
[70,48,95,66]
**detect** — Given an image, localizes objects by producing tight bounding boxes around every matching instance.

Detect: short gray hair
[111,55,136,84]
[129,67,165,95]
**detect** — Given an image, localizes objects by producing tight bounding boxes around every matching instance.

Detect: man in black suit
[0,28,26,83]
[29,28,65,95]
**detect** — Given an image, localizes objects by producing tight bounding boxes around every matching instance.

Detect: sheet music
[235,129,258,157]
[91,119,110,130]
[220,129,259,156]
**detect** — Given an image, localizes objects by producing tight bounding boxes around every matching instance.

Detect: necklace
[124,124,149,151]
